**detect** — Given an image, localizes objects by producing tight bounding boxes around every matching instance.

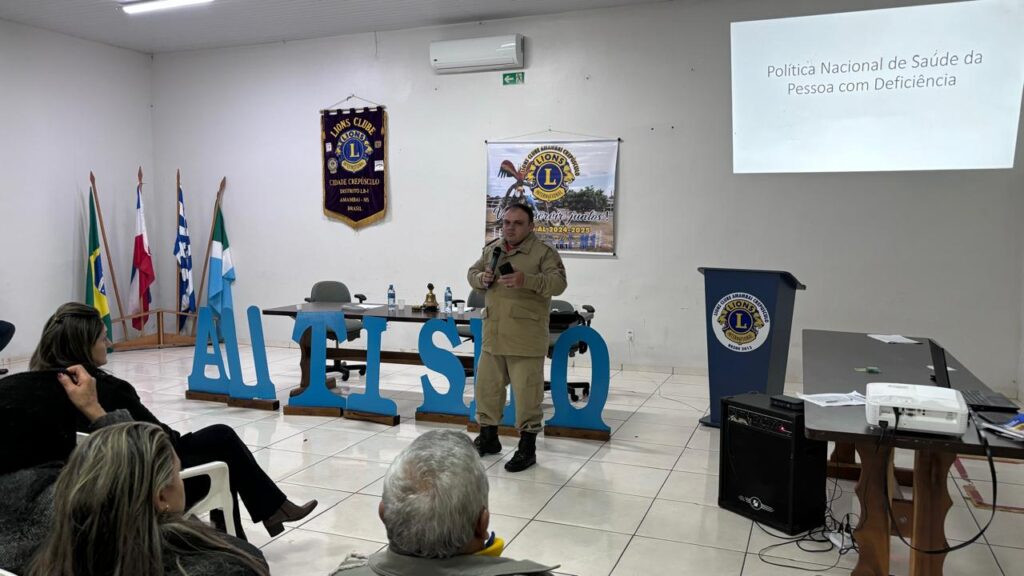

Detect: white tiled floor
[6,346,1022,575]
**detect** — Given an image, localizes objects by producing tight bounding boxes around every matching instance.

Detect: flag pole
[192,176,226,336]
[158,168,196,348]
[176,169,184,333]
[89,171,129,340]
[134,166,145,337]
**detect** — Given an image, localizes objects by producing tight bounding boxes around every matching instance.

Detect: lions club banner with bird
[485,140,618,255]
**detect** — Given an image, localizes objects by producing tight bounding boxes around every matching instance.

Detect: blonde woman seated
[28,421,269,576]
[29,302,316,538]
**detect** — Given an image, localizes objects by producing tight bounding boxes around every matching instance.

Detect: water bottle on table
[444,286,453,314]
[387,284,396,311]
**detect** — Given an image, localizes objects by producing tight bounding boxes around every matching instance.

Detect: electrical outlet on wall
[625,329,634,342]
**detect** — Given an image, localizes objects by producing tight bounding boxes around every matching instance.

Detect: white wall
[0,19,154,363]
[149,0,1024,396]
[3,0,1020,398]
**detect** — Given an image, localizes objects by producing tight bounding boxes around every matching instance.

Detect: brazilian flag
[86,188,113,340]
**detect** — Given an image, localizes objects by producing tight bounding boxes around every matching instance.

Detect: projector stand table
[803,329,1024,576]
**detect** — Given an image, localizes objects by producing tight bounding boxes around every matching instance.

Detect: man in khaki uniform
[467,203,566,472]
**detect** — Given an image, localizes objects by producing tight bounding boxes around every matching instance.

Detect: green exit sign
[502,72,524,86]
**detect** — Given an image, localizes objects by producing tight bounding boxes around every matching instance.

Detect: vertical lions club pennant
[321,107,388,228]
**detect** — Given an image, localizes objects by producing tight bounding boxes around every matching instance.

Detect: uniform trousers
[475,351,545,433]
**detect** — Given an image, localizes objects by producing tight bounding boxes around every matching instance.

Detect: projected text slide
[731,0,1024,173]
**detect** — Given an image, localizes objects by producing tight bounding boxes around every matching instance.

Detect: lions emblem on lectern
[711,292,771,353]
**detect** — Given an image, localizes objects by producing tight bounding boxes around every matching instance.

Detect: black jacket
[0,370,81,474]
[81,370,181,446]
[0,369,180,475]
[0,391,132,574]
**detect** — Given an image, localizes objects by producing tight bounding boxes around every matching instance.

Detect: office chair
[305,281,366,382]
[455,289,486,341]
[545,300,596,402]
[454,290,486,377]
[0,320,13,376]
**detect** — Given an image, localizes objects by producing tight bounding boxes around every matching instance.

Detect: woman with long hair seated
[28,421,270,576]
[29,302,316,538]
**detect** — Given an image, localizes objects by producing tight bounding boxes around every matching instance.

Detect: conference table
[803,329,1024,576]
[263,302,480,395]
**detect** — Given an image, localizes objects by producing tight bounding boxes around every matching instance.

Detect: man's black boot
[504,431,537,472]
[474,425,502,456]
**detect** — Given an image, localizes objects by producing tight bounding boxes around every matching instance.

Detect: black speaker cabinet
[718,393,826,535]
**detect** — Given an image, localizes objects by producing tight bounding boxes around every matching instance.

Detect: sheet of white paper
[868,334,919,344]
[798,391,867,407]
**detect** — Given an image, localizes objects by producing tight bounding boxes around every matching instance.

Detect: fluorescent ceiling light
[121,0,214,15]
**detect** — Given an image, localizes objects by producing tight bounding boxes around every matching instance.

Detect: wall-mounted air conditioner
[429,34,524,74]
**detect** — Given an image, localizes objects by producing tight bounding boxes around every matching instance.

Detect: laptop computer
[929,339,1019,413]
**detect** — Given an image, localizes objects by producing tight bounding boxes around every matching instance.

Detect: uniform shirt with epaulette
[331,548,557,576]
[467,232,567,357]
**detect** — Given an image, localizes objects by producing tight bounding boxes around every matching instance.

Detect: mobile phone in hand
[498,262,514,276]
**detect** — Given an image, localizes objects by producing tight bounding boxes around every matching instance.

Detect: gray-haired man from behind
[331,429,557,576]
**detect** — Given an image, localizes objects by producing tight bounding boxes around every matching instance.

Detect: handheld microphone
[487,246,501,287]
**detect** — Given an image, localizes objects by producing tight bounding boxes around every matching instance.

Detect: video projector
[865,382,968,436]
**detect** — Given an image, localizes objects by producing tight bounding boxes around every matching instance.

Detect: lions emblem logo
[711,292,771,352]
[521,146,580,203]
[336,129,374,173]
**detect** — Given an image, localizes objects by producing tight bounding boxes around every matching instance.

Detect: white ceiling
[0,0,665,54]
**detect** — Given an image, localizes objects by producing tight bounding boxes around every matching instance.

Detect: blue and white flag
[174,185,196,331]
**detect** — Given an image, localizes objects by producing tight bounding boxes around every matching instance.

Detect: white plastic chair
[75,432,236,536]
[179,461,236,536]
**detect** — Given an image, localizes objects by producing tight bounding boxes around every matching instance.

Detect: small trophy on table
[422,283,440,312]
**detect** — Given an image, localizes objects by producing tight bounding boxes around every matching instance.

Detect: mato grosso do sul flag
[207,205,235,317]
